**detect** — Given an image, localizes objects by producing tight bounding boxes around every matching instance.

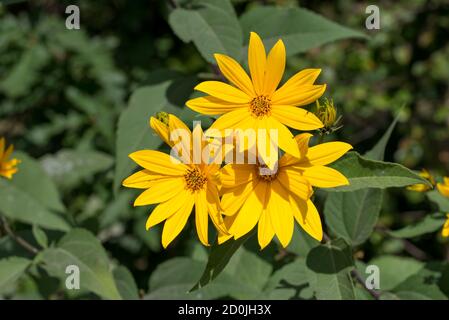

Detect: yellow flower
[122,114,227,248]
[406,169,435,192]
[437,177,449,198]
[218,133,352,249]
[0,137,20,179]
[442,214,449,238]
[187,32,326,166]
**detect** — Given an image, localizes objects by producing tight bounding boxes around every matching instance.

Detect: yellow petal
[263,39,286,96]
[248,32,266,95]
[214,53,256,97]
[302,166,349,188]
[258,208,275,250]
[207,108,249,136]
[271,84,326,106]
[217,215,237,244]
[194,81,250,104]
[0,137,4,160]
[266,116,300,158]
[146,190,190,229]
[271,106,323,131]
[2,144,13,162]
[279,133,313,167]
[186,96,246,115]
[302,142,353,166]
[442,216,449,238]
[195,190,210,246]
[268,181,294,248]
[129,150,188,175]
[169,115,192,164]
[291,198,323,241]
[256,118,279,170]
[275,69,321,98]
[220,164,255,188]
[221,180,257,216]
[277,167,313,200]
[149,116,170,146]
[123,169,168,189]
[229,180,267,239]
[438,183,449,198]
[205,182,228,235]
[134,178,185,206]
[161,195,194,248]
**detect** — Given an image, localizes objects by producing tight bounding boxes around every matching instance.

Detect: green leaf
[285,225,320,256]
[427,190,449,212]
[114,74,197,193]
[262,257,313,300]
[387,213,446,238]
[40,149,113,191]
[240,6,366,57]
[148,247,271,300]
[328,152,431,192]
[324,188,383,245]
[364,114,399,161]
[305,238,355,300]
[0,257,31,293]
[168,0,242,63]
[191,231,254,291]
[0,154,70,231]
[32,225,48,249]
[39,228,121,300]
[392,267,447,300]
[11,151,65,212]
[146,257,231,300]
[113,266,139,300]
[367,255,423,291]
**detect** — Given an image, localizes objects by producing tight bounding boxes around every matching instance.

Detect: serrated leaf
[324,188,383,245]
[40,149,113,191]
[388,213,446,238]
[39,228,121,300]
[168,0,242,63]
[328,152,431,192]
[113,266,139,300]
[240,6,366,57]
[0,257,31,293]
[305,238,355,300]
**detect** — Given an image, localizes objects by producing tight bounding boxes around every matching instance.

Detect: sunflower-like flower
[122,114,227,248]
[187,32,326,166]
[0,137,20,179]
[218,134,352,249]
[437,177,449,198]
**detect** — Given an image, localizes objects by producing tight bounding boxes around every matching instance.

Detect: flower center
[250,95,271,118]
[184,167,207,191]
[257,164,278,182]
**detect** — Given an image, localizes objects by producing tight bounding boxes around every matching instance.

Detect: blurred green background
[1,0,448,299]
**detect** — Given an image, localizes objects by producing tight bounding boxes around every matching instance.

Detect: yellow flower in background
[218,134,352,249]
[407,169,435,192]
[187,32,326,166]
[437,177,449,198]
[0,137,20,179]
[442,214,449,238]
[123,114,227,248]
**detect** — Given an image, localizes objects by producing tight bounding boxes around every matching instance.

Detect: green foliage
[38,228,121,300]
[240,6,366,57]
[1,0,448,301]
